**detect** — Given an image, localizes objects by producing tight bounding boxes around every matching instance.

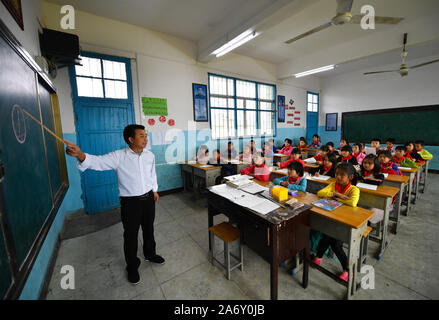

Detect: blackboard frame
[341,105,439,146]
[0,19,69,299]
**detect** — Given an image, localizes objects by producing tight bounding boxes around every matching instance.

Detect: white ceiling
[46,0,275,41]
[46,0,439,79]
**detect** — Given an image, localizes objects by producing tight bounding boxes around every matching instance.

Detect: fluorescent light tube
[212,30,259,57]
[294,64,335,78]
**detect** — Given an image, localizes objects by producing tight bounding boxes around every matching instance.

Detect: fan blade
[409,59,439,69]
[336,0,353,14]
[285,22,333,44]
[363,70,398,75]
[350,15,404,24]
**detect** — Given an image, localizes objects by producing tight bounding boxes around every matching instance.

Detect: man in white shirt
[65,124,164,285]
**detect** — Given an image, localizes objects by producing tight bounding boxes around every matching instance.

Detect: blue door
[69,52,135,214]
[306,91,319,143]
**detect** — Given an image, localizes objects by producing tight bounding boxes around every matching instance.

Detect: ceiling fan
[285,0,404,44]
[364,33,439,77]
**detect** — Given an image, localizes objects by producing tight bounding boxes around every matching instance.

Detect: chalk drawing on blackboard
[11,104,26,144]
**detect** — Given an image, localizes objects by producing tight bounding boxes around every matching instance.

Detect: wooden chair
[358,226,373,272]
[209,222,243,280]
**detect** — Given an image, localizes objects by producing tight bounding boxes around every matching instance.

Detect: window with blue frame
[208,74,276,139]
[75,55,129,99]
[307,92,319,112]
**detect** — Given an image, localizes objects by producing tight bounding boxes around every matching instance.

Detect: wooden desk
[180,162,222,196]
[307,148,319,157]
[207,182,311,300]
[398,167,418,212]
[273,153,290,164]
[254,180,374,299]
[382,174,409,234]
[305,177,398,260]
[304,163,319,169]
[224,158,251,173]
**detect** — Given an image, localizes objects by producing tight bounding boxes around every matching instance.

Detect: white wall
[319,54,439,126]
[0,0,42,57]
[42,1,319,136]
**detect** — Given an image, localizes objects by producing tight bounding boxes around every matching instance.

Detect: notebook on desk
[312,199,342,211]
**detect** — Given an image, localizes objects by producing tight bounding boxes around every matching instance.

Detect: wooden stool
[209,222,243,280]
[358,226,373,272]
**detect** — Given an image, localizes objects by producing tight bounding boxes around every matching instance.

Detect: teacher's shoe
[145,254,165,265]
[127,269,140,285]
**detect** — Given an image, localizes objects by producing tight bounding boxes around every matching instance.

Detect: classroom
[0,0,438,302]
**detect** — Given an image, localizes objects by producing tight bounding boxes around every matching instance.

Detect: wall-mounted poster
[326,113,338,131]
[1,0,24,30]
[142,97,168,116]
[192,83,208,122]
[277,95,285,123]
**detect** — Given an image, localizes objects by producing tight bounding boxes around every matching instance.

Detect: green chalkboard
[0,21,68,299]
[342,106,439,146]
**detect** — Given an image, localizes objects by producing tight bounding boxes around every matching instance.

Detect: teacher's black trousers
[120,191,156,272]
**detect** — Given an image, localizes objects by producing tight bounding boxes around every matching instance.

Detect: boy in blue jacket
[273,161,307,192]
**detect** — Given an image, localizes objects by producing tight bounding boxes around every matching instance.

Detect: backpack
[419,149,433,161]
[400,157,418,168]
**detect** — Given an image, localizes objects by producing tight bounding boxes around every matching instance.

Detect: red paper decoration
[294,111,300,114]
[287,113,293,117]
[287,121,293,124]
[159,116,166,123]
[148,119,155,126]
[168,119,175,126]
[291,106,295,110]
[294,123,300,126]
[294,117,300,120]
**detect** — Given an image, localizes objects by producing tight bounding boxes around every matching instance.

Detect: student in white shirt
[65,124,164,285]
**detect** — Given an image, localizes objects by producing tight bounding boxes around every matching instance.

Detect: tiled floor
[45,175,439,300]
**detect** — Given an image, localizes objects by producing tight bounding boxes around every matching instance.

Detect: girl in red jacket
[240,152,270,181]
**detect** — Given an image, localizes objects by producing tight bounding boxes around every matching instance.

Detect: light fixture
[212,30,259,58]
[294,64,335,78]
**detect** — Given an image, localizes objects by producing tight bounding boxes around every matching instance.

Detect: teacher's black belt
[120,190,152,201]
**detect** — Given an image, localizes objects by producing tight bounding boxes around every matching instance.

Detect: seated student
[415,140,433,161]
[313,145,330,165]
[386,138,396,154]
[240,152,270,181]
[278,138,293,155]
[273,161,307,192]
[249,139,256,154]
[405,141,425,163]
[325,142,336,156]
[208,149,221,165]
[276,147,305,168]
[371,138,383,153]
[309,153,337,177]
[239,145,253,163]
[393,146,406,165]
[308,134,322,149]
[264,142,274,157]
[359,154,385,185]
[298,137,308,153]
[338,138,349,153]
[268,138,277,153]
[338,145,359,166]
[221,141,237,160]
[378,150,401,175]
[352,143,366,165]
[313,163,360,282]
[359,142,366,154]
[194,145,209,163]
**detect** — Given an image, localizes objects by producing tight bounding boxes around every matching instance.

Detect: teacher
[64,124,165,285]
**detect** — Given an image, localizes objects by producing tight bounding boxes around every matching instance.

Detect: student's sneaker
[145,254,165,265]
[127,269,140,285]
[339,271,351,283]
[312,257,322,266]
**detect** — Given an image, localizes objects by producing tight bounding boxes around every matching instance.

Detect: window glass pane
[211,109,232,139]
[211,97,228,108]
[227,79,234,96]
[258,84,274,100]
[312,94,317,103]
[228,98,235,108]
[246,100,256,110]
[104,80,128,99]
[209,76,226,95]
[260,101,273,111]
[237,80,255,98]
[313,104,318,112]
[76,76,103,97]
[245,110,256,136]
[228,109,235,137]
[237,110,244,137]
[307,103,313,112]
[237,99,244,109]
[260,111,273,136]
[103,60,127,80]
[75,56,102,77]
